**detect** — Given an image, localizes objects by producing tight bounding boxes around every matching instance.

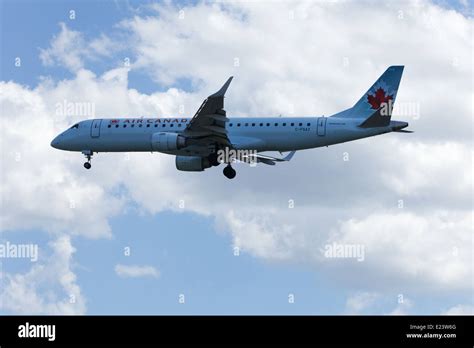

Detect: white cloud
[345,293,415,315]
[0,236,86,314]
[331,211,473,291]
[389,297,414,315]
[39,22,117,72]
[379,141,472,201]
[115,264,160,278]
[88,33,117,57]
[345,292,380,314]
[0,81,125,239]
[39,22,85,71]
[225,209,297,260]
[442,304,474,315]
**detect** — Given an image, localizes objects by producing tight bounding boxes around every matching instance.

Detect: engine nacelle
[175,156,211,172]
[151,132,186,151]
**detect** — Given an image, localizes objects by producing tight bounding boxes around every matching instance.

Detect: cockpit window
[70,123,79,129]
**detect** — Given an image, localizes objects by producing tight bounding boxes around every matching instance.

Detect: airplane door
[317,117,327,136]
[91,119,102,138]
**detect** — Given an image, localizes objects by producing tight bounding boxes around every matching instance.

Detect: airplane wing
[182,77,233,147]
[241,151,296,166]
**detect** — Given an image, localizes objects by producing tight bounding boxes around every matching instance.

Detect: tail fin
[330,66,404,127]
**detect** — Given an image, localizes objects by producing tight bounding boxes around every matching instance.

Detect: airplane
[51,65,411,179]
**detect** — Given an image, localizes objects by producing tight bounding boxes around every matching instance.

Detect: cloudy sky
[0,0,472,315]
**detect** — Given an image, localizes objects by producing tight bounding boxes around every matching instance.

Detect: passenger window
[245,123,248,126]
[229,123,233,127]
[307,123,311,126]
[162,124,166,127]
[283,123,286,126]
[131,124,135,127]
[107,125,111,128]
[274,123,278,126]
[252,123,255,126]
[260,123,263,126]
[170,124,174,127]
[237,123,241,127]
[299,123,302,126]
[266,123,270,126]
[147,124,150,127]
[139,124,143,127]
[123,125,127,128]
[291,123,294,126]
[115,124,119,128]
[178,124,182,127]
[154,124,158,127]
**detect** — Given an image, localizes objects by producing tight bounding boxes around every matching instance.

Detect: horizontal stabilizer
[241,151,296,166]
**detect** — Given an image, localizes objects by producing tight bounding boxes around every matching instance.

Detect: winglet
[210,76,233,97]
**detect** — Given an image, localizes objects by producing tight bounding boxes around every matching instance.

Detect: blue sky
[0,0,472,315]
[1,0,192,93]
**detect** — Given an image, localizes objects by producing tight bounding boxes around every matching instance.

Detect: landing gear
[82,150,93,170]
[223,164,236,179]
[208,152,220,167]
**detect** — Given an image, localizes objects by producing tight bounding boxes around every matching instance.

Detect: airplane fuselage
[50,66,409,178]
[51,116,407,156]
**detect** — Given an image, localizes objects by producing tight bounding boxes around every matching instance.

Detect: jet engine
[175,156,211,172]
[151,132,186,151]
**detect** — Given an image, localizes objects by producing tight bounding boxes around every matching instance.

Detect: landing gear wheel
[82,150,93,170]
[223,165,236,179]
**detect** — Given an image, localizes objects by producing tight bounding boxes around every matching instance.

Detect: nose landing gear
[223,164,236,179]
[82,150,93,170]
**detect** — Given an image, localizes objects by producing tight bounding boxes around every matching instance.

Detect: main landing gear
[208,152,220,167]
[82,150,93,170]
[207,150,236,179]
[223,164,236,179]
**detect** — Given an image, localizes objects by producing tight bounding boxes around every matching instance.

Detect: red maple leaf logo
[367,88,393,110]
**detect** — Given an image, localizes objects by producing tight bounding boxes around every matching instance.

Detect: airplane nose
[50,136,61,149]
